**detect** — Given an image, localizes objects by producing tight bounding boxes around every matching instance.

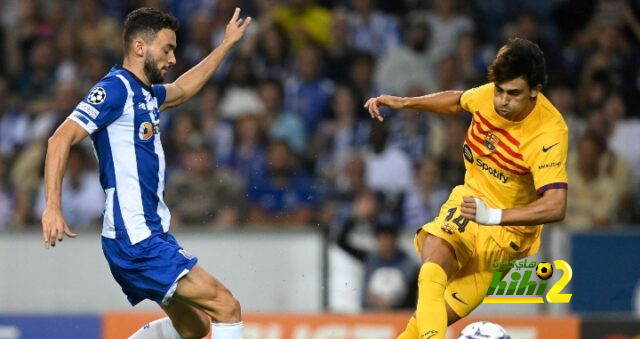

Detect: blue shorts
[102,232,198,306]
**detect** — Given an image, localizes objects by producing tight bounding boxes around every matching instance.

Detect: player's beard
[143,53,165,84]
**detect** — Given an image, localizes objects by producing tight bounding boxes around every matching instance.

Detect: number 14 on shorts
[444,207,469,233]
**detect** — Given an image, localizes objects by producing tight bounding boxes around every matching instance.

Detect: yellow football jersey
[459,82,568,237]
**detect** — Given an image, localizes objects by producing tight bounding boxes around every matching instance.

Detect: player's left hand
[223,8,252,45]
[460,196,477,220]
[461,196,502,225]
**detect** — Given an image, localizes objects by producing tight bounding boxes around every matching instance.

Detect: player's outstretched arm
[42,120,87,248]
[364,90,465,121]
[460,189,567,226]
[160,8,252,110]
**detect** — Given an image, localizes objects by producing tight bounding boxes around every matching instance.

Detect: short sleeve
[152,84,167,108]
[460,83,493,113]
[67,77,127,134]
[528,129,569,195]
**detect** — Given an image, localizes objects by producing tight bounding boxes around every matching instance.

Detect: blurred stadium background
[0,0,639,338]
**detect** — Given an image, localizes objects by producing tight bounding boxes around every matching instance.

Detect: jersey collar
[113,65,153,93]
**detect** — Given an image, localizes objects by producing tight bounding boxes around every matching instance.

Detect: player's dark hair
[123,8,179,52]
[488,38,547,89]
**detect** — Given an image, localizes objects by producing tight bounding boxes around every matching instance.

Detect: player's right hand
[223,8,252,45]
[364,95,403,122]
[42,207,77,249]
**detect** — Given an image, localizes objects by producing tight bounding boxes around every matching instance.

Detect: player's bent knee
[213,289,242,322]
[221,294,241,320]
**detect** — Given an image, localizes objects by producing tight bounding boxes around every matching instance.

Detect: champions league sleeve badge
[88,87,107,105]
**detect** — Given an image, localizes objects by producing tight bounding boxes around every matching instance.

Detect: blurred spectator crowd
[1,0,640,238]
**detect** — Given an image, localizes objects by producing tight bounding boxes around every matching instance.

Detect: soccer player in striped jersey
[365,38,568,339]
[41,8,251,339]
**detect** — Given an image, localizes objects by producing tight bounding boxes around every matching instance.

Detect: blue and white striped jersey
[68,66,170,245]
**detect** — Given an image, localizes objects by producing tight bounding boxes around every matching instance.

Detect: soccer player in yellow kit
[364,38,568,339]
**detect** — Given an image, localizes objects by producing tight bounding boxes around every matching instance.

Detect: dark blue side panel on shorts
[102,232,198,305]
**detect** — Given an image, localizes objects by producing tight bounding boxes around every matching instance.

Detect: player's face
[493,77,541,120]
[144,28,177,84]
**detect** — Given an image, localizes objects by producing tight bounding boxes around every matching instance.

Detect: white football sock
[212,322,244,339]
[128,317,180,339]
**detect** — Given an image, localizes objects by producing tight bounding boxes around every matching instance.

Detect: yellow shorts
[413,186,541,317]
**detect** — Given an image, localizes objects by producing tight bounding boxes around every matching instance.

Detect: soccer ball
[458,321,510,339]
[536,262,553,280]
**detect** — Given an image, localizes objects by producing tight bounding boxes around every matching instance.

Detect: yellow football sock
[416,262,448,339]
[396,315,418,339]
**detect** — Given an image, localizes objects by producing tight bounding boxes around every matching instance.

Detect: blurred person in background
[271,0,331,52]
[348,52,380,117]
[10,81,80,227]
[79,51,111,91]
[247,139,316,227]
[15,38,58,101]
[571,0,640,115]
[322,151,369,228]
[435,117,468,189]
[325,8,356,84]
[227,112,267,186]
[259,78,307,155]
[197,84,235,166]
[364,121,412,227]
[0,77,29,161]
[75,0,121,61]
[312,85,369,185]
[336,191,419,311]
[347,0,401,59]
[165,140,244,229]
[2,0,52,81]
[364,121,414,197]
[366,38,568,339]
[403,157,450,230]
[181,12,214,68]
[53,24,82,84]
[375,18,438,96]
[241,17,291,82]
[547,82,585,149]
[41,8,251,339]
[284,45,335,136]
[435,55,465,92]
[0,159,14,231]
[584,107,634,222]
[388,85,439,165]
[162,112,200,175]
[218,56,262,121]
[34,146,103,230]
[564,131,617,229]
[454,32,486,87]
[596,94,635,222]
[409,0,475,62]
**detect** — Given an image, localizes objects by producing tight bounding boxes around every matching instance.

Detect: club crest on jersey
[138,121,159,141]
[484,131,500,152]
[87,87,106,104]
